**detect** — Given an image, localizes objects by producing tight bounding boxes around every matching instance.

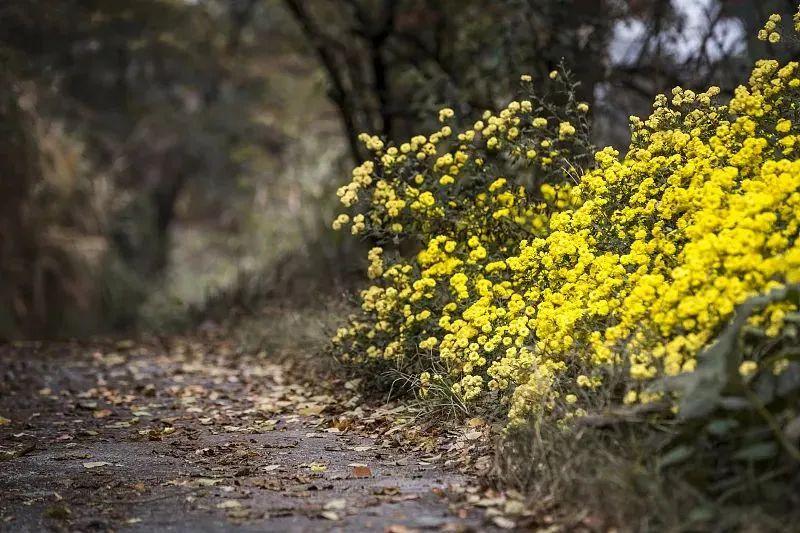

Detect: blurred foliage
[0,0,294,337]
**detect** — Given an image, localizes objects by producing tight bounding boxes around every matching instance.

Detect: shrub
[330,9,800,434]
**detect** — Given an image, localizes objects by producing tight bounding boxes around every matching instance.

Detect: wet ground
[0,333,499,532]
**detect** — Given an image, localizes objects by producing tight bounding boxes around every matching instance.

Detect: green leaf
[776,364,800,396]
[678,380,723,419]
[732,442,778,462]
[717,396,750,411]
[705,418,739,436]
[784,415,800,442]
[753,373,777,404]
[687,504,715,525]
[659,445,694,470]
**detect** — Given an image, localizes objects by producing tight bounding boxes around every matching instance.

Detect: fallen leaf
[351,465,372,478]
[475,455,493,473]
[492,516,516,529]
[263,464,281,472]
[193,478,223,487]
[226,508,252,520]
[309,462,327,473]
[93,409,112,419]
[390,494,420,502]
[216,500,242,509]
[324,498,347,511]
[82,461,111,469]
[44,504,71,520]
[464,430,483,440]
[344,379,361,390]
[467,417,485,427]
[0,416,10,426]
[504,500,526,515]
[320,511,340,521]
[299,404,325,416]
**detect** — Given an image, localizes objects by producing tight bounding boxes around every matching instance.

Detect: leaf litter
[0,322,522,531]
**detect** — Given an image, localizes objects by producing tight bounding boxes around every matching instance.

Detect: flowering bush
[660,285,800,470]
[331,13,800,427]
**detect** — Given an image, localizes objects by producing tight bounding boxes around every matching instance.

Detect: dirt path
[0,332,499,532]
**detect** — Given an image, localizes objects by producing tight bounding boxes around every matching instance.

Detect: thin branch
[282,0,363,162]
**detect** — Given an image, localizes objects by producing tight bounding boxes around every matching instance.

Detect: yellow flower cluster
[332,18,800,425]
[758,13,783,43]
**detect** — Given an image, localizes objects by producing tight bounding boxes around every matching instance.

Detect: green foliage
[657,285,800,506]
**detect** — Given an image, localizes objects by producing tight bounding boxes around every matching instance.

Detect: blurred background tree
[0,0,796,339]
[0,0,298,336]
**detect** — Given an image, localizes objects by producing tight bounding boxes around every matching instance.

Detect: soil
[0,329,500,532]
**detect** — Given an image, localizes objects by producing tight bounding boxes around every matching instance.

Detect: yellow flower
[739,361,758,378]
[332,213,350,230]
[558,121,576,139]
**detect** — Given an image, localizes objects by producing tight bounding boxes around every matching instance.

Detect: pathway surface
[0,332,499,532]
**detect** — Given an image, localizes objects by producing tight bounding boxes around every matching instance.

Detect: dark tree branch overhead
[282,0,402,163]
[367,0,397,137]
[282,0,365,163]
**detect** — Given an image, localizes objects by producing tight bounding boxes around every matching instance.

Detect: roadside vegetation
[330,11,800,529]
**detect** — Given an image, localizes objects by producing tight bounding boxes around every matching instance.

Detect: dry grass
[496,405,795,532]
